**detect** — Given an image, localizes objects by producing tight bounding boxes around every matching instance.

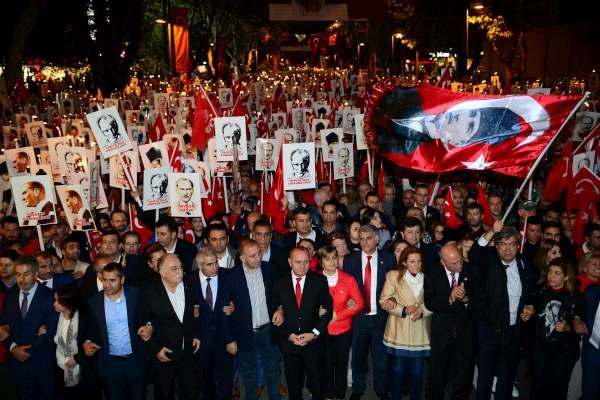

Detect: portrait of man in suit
[97,114,122,144]
[290,148,310,179]
[20,180,56,226]
[65,189,95,231]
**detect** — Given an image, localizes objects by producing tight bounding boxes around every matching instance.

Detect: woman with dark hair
[531,257,580,400]
[533,239,562,284]
[380,246,431,400]
[53,283,96,399]
[386,238,409,264]
[318,245,363,400]
[360,207,391,249]
[347,220,362,253]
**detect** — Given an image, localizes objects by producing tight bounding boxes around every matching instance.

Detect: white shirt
[38,277,54,290]
[325,271,339,287]
[198,271,217,309]
[218,249,232,270]
[165,282,186,323]
[96,277,104,292]
[261,246,272,262]
[361,250,378,316]
[243,266,270,329]
[504,258,522,325]
[295,230,316,243]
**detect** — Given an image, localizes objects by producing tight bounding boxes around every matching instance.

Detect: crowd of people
[0,173,598,400]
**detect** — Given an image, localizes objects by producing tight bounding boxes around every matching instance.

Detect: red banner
[170,7,190,73]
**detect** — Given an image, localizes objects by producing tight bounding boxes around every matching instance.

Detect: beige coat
[380,270,432,353]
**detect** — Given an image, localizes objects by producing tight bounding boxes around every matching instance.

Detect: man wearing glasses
[468,221,537,400]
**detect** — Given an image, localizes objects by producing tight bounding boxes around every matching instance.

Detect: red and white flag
[443,188,463,229]
[128,205,154,250]
[437,63,452,89]
[543,139,573,202]
[191,89,217,151]
[367,84,583,177]
[477,184,495,226]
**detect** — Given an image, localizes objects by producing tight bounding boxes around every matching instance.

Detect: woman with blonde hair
[380,246,431,400]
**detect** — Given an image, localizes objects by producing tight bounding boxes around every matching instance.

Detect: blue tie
[21,292,29,318]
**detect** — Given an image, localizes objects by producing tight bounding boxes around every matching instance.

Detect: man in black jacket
[138,254,201,400]
[155,216,197,272]
[469,222,537,400]
[424,244,476,400]
[272,246,332,400]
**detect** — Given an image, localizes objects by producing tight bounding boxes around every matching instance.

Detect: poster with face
[206,137,232,176]
[24,121,47,147]
[214,116,248,161]
[58,146,88,174]
[30,164,52,176]
[291,108,305,131]
[283,142,315,191]
[5,147,35,176]
[125,110,139,125]
[354,114,369,150]
[196,161,211,180]
[179,96,195,109]
[169,173,203,217]
[109,150,138,189]
[314,103,330,119]
[271,112,287,129]
[127,125,147,146]
[572,151,595,176]
[311,118,329,144]
[276,128,299,144]
[139,141,169,170]
[11,175,57,226]
[572,112,600,141]
[255,138,281,171]
[247,124,257,156]
[218,88,234,108]
[47,137,69,177]
[143,167,170,211]
[321,128,343,162]
[103,98,118,110]
[3,126,20,149]
[86,106,133,158]
[66,173,91,205]
[333,143,354,180]
[57,185,97,231]
[154,93,170,116]
[342,109,358,134]
[163,133,185,165]
[254,81,266,101]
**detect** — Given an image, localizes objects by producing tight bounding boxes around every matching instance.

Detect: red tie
[364,255,372,314]
[295,277,302,308]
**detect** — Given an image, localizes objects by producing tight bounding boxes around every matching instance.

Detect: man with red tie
[343,224,396,400]
[272,246,332,400]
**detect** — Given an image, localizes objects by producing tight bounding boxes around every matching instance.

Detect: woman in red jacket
[318,245,364,400]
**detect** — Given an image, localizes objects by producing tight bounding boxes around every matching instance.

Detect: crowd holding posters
[109,149,138,190]
[283,142,315,190]
[168,172,203,217]
[206,137,232,176]
[255,138,280,171]
[56,184,96,230]
[11,175,57,226]
[86,106,133,158]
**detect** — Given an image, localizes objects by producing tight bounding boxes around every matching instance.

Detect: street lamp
[357,42,365,67]
[466,2,484,72]
[391,33,404,73]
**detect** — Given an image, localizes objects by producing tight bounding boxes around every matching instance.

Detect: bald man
[424,244,476,400]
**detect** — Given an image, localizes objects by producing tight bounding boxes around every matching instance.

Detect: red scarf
[576,274,600,293]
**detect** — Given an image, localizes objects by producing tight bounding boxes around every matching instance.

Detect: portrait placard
[109,150,138,190]
[11,175,57,226]
[139,141,169,170]
[24,121,48,147]
[572,151,595,176]
[56,185,97,231]
[57,146,88,175]
[143,167,170,211]
[291,108,306,131]
[206,138,232,176]
[332,143,354,180]
[168,173,203,217]
[321,128,343,162]
[218,88,234,108]
[354,114,368,150]
[127,125,147,146]
[283,142,315,191]
[214,116,248,161]
[5,147,35,176]
[255,138,281,171]
[86,106,133,158]
[311,118,329,144]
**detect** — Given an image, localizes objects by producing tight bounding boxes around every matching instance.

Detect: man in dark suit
[220,239,283,400]
[424,244,476,400]
[272,246,332,400]
[155,216,197,272]
[98,229,144,286]
[343,224,396,400]
[1,256,58,399]
[252,218,290,280]
[400,216,440,272]
[82,263,146,399]
[138,253,200,400]
[414,183,441,226]
[282,207,324,253]
[186,248,233,400]
[469,222,537,400]
[34,251,75,290]
[80,256,112,300]
[205,223,238,270]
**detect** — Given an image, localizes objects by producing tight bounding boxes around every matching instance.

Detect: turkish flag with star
[566,167,600,213]
[367,85,582,177]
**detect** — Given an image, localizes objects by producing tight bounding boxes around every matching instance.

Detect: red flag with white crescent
[443,188,463,229]
[367,84,582,177]
[128,205,154,250]
[566,167,600,213]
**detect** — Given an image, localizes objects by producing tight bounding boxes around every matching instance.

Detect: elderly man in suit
[186,248,233,400]
[272,246,333,400]
[424,244,477,400]
[1,256,58,399]
[343,224,396,400]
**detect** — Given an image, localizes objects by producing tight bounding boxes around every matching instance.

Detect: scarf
[403,270,424,299]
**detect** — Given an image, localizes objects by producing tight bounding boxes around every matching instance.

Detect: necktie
[40,280,48,287]
[21,292,29,318]
[295,277,302,308]
[364,255,372,314]
[450,272,457,288]
[205,277,213,311]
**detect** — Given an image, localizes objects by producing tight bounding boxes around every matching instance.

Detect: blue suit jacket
[48,272,75,291]
[342,250,396,331]
[219,263,275,351]
[1,284,58,377]
[84,286,146,375]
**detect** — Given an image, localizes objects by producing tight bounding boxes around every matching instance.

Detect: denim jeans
[236,327,281,400]
[390,355,425,400]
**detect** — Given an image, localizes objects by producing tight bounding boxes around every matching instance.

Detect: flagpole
[428,175,441,206]
[36,226,44,251]
[502,92,590,222]
[223,176,229,214]
[572,123,599,154]
[198,84,219,117]
[366,149,373,186]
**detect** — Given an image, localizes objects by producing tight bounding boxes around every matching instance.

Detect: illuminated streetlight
[155,18,167,24]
